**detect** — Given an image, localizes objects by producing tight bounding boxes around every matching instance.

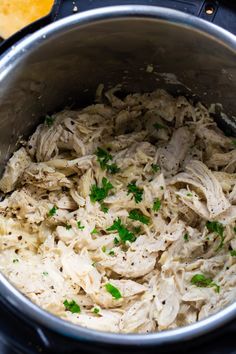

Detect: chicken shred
[0,88,236,334]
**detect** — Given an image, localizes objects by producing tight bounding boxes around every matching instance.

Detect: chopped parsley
[186,193,192,197]
[153,122,166,130]
[106,163,120,174]
[128,209,150,225]
[191,274,220,293]
[48,206,57,217]
[232,140,236,147]
[42,271,48,276]
[90,177,113,203]
[107,218,136,243]
[63,299,81,313]
[95,147,112,170]
[45,115,55,127]
[91,228,99,235]
[206,221,224,235]
[102,246,115,256]
[133,226,141,234]
[13,259,19,263]
[153,198,161,212]
[65,224,72,230]
[95,147,120,174]
[234,226,236,234]
[101,203,109,213]
[127,182,143,203]
[183,233,189,242]
[230,249,236,256]
[105,283,122,299]
[77,221,85,230]
[206,221,225,251]
[151,164,160,173]
[160,186,164,190]
[114,237,119,245]
[92,307,100,315]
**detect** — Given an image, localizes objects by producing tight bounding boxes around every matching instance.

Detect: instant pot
[0,1,236,353]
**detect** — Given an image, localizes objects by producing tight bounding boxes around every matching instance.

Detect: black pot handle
[0,0,235,56]
[56,0,236,35]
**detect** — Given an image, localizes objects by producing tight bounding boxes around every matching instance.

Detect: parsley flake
[232,140,236,147]
[48,206,57,217]
[151,164,160,173]
[13,259,19,263]
[101,203,109,213]
[107,218,136,243]
[230,249,236,256]
[114,237,119,245]
[109,250,115,256]
[183,233,189,242]
[153,198,161,212]
[191,274,220,293]
[101,246,106,253]
[127,182,143,203]
[128,209,150,225]
[133,226,141,234]
[42,271,48,276]
[187,193,192,197]
[45,115,55,127]
[234,226,236,234]
[206,221,225,251]
[91,228,99,235]
[90,178,113,203]
[95,147,112,170]
[65,224,72,230]
[95,147,120,174]
[105,283,122,299]
[106,163,120,174]
[153,122,166,130]
[77,221,85,230]
[92,307,100,315]
[63,299,81,313]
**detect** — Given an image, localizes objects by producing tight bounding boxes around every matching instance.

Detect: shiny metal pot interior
[0,5,236,348]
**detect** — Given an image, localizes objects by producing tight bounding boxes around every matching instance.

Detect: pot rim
[0,5,236,346]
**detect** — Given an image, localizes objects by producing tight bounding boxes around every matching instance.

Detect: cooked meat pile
[0,87,236,333]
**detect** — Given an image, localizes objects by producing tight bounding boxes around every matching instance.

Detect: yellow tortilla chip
[0,0,54,39]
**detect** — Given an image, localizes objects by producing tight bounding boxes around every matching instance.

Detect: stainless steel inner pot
[0,5,236,348]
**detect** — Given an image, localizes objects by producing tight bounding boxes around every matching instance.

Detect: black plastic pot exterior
[0,5,235,351]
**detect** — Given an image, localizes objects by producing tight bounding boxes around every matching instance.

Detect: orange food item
[0,0,54,39]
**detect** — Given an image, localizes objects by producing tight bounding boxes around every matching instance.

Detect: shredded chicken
[0,88,236,334]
